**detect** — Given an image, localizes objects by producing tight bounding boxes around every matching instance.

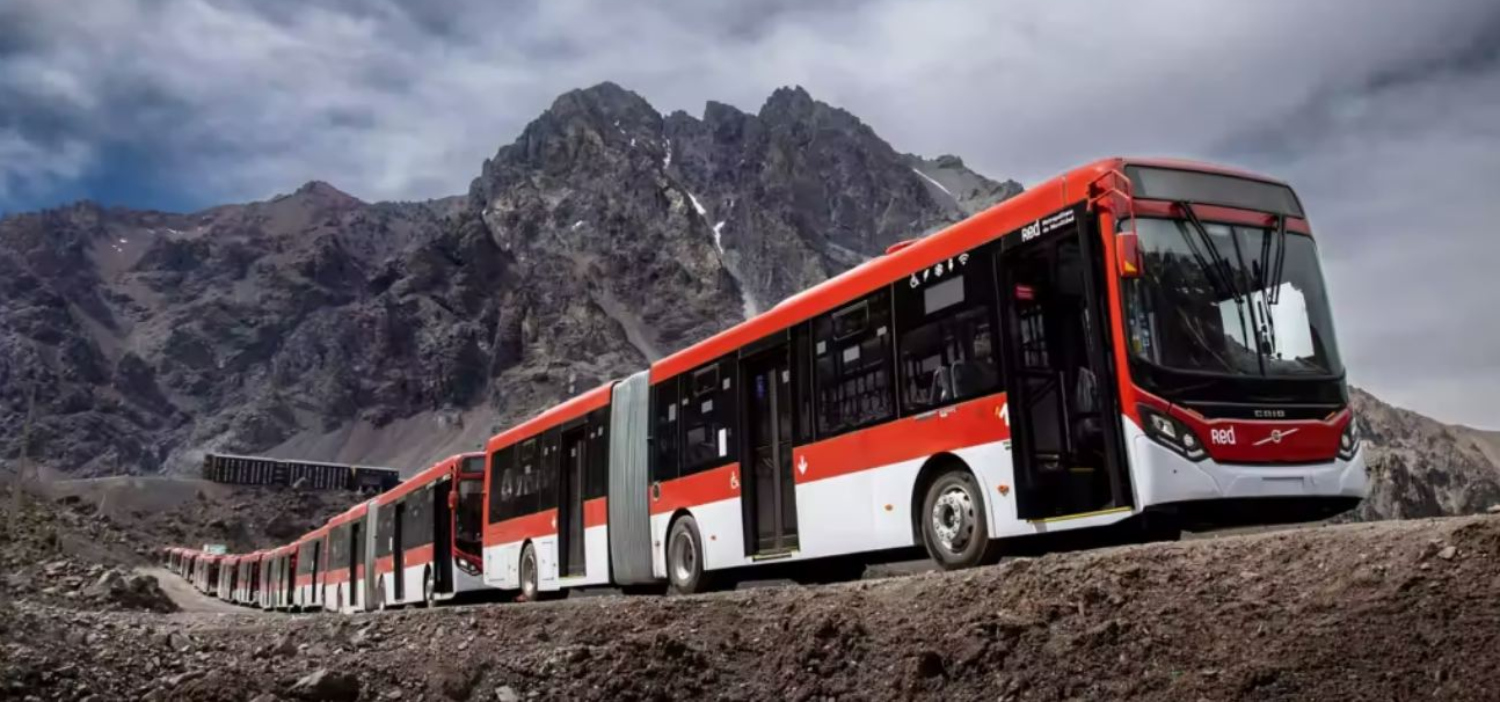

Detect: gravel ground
[2,506,1498,701]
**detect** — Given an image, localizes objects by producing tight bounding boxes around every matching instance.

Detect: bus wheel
[520,543,540,602]
[423,569,437,608]
[921,469,1000,569]
[666,516,717,595]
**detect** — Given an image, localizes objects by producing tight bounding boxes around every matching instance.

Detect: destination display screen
[1127,166,1304,216]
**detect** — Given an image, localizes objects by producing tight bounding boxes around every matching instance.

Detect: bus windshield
[1123,217,1342,378]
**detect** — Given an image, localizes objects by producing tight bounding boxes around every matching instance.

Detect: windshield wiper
[1256,214,1288,359]
[1174,201,1256,365]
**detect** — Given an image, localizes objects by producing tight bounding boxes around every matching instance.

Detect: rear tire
[666,516,719,595]
[920,469,1001,569]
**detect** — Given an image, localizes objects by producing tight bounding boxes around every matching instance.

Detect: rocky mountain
[0,83,1016,478]
[1349,389,1500,520]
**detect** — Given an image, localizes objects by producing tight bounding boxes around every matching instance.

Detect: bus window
[538,430,560,511]
[585,408,609,499]
[489,446,514,523]
[681,359,736,474]
[896,266,1002,413]
[652,378,681,482]
[813,288,895,436]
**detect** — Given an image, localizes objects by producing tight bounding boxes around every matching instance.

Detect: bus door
[392,501,406,600]
[558,423,588,577]
[741,344,800,554]
[433,481,454,594]
[997,209,1131,519]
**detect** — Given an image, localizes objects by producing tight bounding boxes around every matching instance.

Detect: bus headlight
[1337,414,1361,461]
[1139,406,1207,462]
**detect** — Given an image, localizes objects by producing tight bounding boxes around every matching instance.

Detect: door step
[749,549,799,562]
[1026,505,1132,524]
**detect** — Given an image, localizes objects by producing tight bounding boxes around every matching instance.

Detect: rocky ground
[2,476,1498,701]
[0,478,350,613]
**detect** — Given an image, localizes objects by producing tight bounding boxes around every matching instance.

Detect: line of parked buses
[161,158,1367,612]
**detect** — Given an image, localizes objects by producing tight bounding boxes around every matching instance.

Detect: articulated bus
[165,157,1366,606]
[367,452,490,609]
[480,157,1366,596]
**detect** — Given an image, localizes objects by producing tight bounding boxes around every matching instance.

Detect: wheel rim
[670,527,697,584]
[522,551,536,599]
[931,483,976,555]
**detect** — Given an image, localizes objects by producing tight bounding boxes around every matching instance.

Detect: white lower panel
[483,543,521,591]
[646,439,1135,575]
[555,524,612,589]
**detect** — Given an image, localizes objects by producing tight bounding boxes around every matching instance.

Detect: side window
[516,439,540,516]
[793,322,815,443]
[538,430,560,511]
[813,289,895,436]
[376,505,393,557]
[490,446,515,523]
[486,449,501,524]
[680,358,737,474]
[585,408,610,500]
[652,378,681,482]
[896,252,1002,413]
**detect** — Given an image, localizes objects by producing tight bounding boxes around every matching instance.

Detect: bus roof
[376,454,463,505]
[482,383,613,455]
[327,500,369,527]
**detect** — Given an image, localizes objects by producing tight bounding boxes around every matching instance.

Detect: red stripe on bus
[403,543,435,567]
[584,497,608,528]
[795,393,1011,484]
[484,510,557,545]
[650,463,739,515]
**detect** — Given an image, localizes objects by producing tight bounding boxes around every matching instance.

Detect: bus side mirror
[1117,231,1143,278]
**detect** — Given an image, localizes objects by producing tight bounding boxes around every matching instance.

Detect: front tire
[520,543,540,602]
[666,516,719,595]
[423,569,437,609]
[921,469,1001,569]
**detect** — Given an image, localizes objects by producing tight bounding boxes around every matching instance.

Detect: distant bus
[166,157,1366,606]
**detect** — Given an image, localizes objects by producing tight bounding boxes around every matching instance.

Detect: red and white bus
[321,503,369,613]
[292,525,330,611]
[164,156,1366,604]
[478,157,1366,595]
[369,452,491,609]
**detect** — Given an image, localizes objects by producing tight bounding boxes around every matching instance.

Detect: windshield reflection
[1123,217,1342,378]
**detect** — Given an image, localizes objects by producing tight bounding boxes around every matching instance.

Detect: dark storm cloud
[0,0,1495,426]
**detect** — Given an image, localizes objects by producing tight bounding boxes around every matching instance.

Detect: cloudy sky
[2,0,1497,428]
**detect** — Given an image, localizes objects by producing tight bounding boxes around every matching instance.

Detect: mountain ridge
[0,82,1017,479]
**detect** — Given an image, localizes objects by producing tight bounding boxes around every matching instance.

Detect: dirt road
[135,567,249,615]
[4,514,1500,701]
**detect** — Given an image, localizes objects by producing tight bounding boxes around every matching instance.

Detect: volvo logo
[1253,409,1288,419]
[1254,427,1300,446]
